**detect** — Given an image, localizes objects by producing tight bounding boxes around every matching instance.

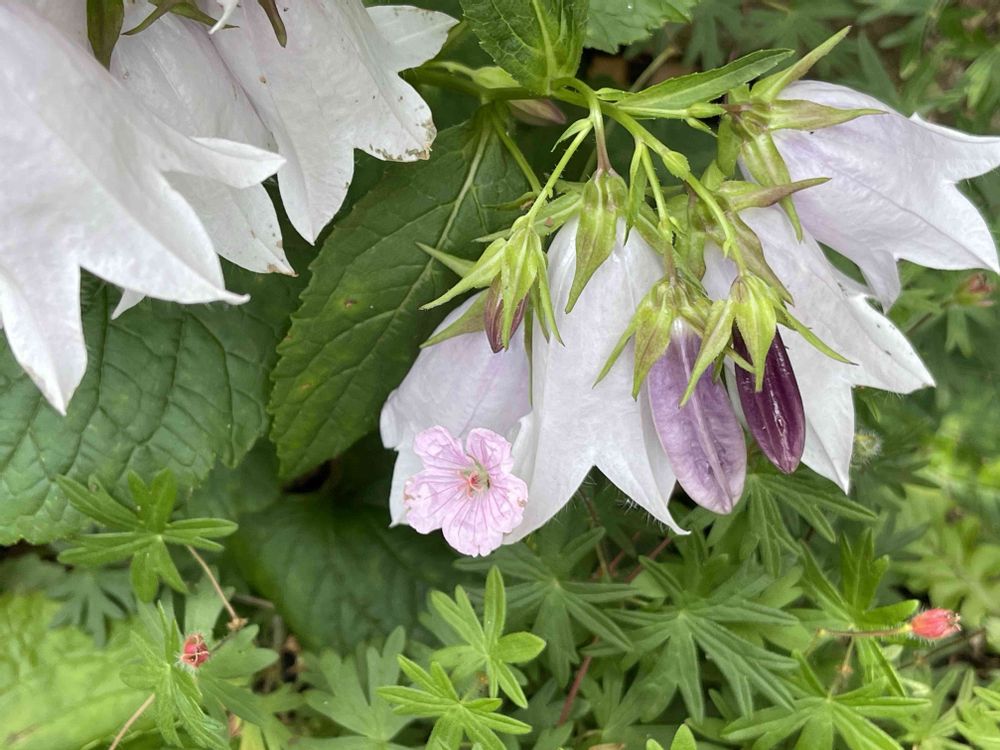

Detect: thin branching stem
[187,545,245,631]
[109,693,155,750]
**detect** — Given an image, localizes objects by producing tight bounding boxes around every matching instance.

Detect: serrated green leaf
[586,0,697,53]
[269,119,526,479]
[460,0,587,92]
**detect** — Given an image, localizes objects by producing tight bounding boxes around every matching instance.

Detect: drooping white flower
[508,220,682,541]
[773,80,1000,306]
[0,2,283,412]
[703,206,934,489]
[381,297,532,528]
[112,3,292,286]
[209,0,456,242]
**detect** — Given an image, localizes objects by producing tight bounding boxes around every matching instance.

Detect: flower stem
[558,653,593,725]
[187,545,245,631]
[489,106,543,193]
[109,693,155,750]
[524,122,592,222]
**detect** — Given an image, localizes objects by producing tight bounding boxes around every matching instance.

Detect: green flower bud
[731,274,779,391]
[567,169,627,312]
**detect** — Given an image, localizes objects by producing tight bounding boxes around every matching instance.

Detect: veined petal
[0,3,282,410]
[210,0,455,242]
[508,219,681,543]
[774,80,1000,306]
[366,5,456,77]
[0,253,84,415]
[706,207,934,488]
[380,295,530,524]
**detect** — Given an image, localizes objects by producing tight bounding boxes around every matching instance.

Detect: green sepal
[499,225,541,346]
[422,237,507,309]
[780,311,853,365]
[731,275,779,390]
[752,27,852,102]
[716,116,740,177]
[717,177,829,213]
[737,129,804,239]
[681,297,736,405]
[475,192,581,242]
[416,243,476,277]
[86,0,124,68]
[422,293,488,348]
[626,143,649,235]
[567,170,627,312]
[763,99,884,132]
[123,0,224,35]
[257,0,288,48]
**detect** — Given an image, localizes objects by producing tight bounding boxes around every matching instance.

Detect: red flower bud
[733,328,805,474]
[180,633,211,668]
[909,609,961,640]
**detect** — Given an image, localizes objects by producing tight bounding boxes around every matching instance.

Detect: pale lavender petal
[646,321,746,514]
[774,80,1000,306]
[508,219,681,542]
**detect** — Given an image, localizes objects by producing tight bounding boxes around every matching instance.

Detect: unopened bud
[510,98,566,127]
[956,272,995,308]
[567,169,627,312]
[733,328,805,473]
[180,633,210,668]
[647,320,747,514]
[908,609,961,640]
[484,280,526,352]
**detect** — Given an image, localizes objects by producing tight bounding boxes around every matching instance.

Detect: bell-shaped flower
[703,207,934,489]
[0,3,284,413]
[772,80,1000,306]
[381,297,531,531]
[108,3,292,316]
[209,0,456,242]
[508,220,682,541]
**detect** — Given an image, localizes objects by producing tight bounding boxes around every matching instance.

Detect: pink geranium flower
[404,426,528,557]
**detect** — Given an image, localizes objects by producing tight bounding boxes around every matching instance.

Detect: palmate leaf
[430,568,545,708]
[379,658,531,750]
[800,531,918,695]
[700,463,878,576]
[56,470,237,602]
[457,528,636,686]
[47,567,133,646]
[619,549,802,721]
[269,117,527,479]
[302,627,412,747]
[722,659,926,750]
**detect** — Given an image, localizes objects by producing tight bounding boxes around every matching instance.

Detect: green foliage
[459,527,635,686]
[230,499,457,652]
[57,470,237,601]
[460,0,588,92]
[0,593,146,750]
[269,118,527,479]
[586,0,697,53]
[380,658,531,750]
[303,627,414,749]
[0,236,308,545]
[430,567,546,707]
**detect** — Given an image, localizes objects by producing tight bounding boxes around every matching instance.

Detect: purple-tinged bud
[510,98,566,127]
[484,281,526,353]
[647,321,747,513]
[732,327,805,474]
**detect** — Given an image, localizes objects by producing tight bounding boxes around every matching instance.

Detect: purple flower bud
[647,321,747,513]
[733,328,805,474]
[483,282,526,353]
